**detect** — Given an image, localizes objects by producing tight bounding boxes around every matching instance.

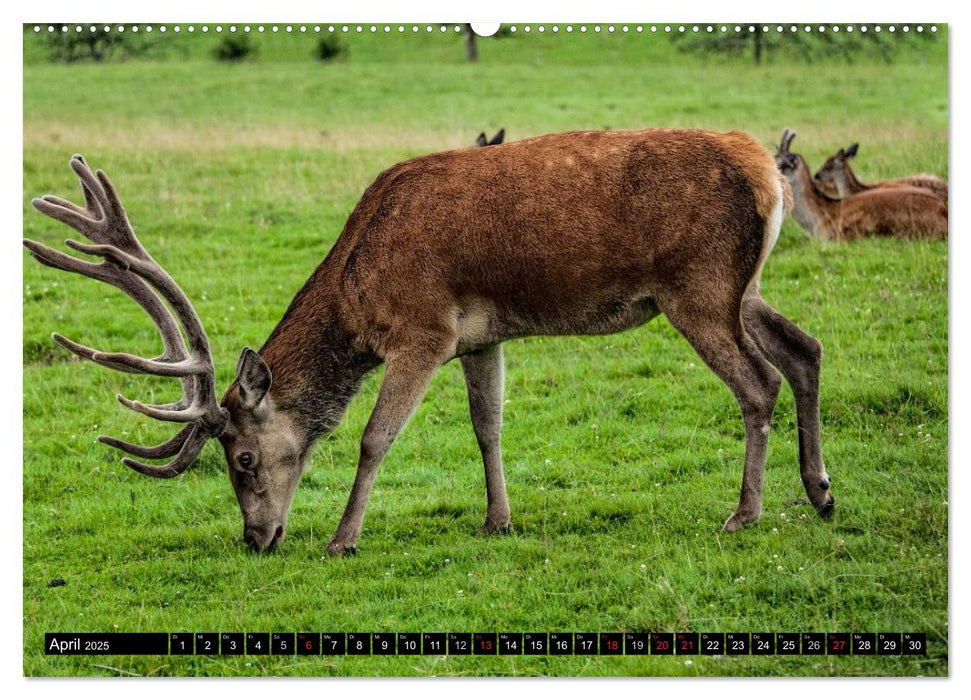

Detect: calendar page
[22,18,948,678]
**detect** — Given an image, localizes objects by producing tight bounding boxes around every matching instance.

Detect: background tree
[465,24,478,62]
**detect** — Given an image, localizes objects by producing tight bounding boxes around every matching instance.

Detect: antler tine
[69,155,110,215]
[116,393,208,422]
[32,197,99,236]
[119,424,212,479]
[98,424,195,460]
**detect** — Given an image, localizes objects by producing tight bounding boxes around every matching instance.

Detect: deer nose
[243,526,262,551]
[244,524,285,552]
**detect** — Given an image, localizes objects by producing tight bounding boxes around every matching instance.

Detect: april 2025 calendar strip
[45,632,926,656]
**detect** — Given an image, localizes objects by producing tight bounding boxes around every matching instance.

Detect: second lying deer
[814,142,948,206]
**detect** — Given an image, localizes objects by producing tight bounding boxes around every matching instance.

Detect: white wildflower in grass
[684,659,693,666]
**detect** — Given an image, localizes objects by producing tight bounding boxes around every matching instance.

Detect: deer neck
[789,156,841,240]
[259,267,378,442]
[836,162,867,195]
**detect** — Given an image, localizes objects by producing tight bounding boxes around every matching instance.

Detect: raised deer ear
[488,128,505,145]
[845,143,859,159]
[236,347,272,410]
[475,133,487,147]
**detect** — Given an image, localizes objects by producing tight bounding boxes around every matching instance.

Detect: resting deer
[814,142,948,206]
[475,128,505,147]
[775,130,948,242]
[25,128,834,556]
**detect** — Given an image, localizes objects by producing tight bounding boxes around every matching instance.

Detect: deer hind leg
[460,344,511,534]
[326,348,445,557]
[742,296,833,517]
[662,300,782,532]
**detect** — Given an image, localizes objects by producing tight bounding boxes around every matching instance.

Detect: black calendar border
[44,631,928,656]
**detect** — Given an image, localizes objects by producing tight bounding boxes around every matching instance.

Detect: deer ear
[489,128,505,145]
[845,143,859,159]
[475,133,487,147]
[236,347,272,410]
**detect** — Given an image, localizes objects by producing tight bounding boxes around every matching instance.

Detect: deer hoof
[721,510,760,533]
[325,540,357,558]
[480,519,511,535]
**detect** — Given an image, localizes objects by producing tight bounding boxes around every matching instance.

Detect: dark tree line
[673,25,941,64]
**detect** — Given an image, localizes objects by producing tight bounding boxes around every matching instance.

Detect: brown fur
[776,131,947,242]
[814,145,948,206]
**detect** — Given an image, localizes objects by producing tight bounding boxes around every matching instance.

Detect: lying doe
[25,129,834,556]
[814,142,948,206]
[776,130,947,242]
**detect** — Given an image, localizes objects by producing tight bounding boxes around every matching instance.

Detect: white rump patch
[747,181,785,297]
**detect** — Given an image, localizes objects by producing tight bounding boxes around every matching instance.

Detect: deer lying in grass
[814,142,948,206]
[776,130,948,242]
[25,128,834,556]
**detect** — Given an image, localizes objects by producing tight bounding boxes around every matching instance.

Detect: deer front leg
[460,344,511,534]
[326,352,442,557]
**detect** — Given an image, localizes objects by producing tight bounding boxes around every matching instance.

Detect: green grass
[22,29,947,677]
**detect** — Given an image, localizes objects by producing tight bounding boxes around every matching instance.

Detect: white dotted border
[31,24,939,35]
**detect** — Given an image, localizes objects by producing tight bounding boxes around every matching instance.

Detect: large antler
[24,155,228,477]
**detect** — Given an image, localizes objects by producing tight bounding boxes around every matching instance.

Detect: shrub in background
[316,35,347,61]
[215,35,257,62]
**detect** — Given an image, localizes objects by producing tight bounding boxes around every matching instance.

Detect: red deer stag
[776,130,947,242]
[814,142,948,205]
[25,129,834,556]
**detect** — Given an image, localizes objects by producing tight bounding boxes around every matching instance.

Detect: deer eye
[237,452,254,470]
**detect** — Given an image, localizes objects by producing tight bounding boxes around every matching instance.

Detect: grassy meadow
[22,26,948,677]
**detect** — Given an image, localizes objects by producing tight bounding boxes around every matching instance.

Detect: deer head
[24,156,310,552]
[774,128,800,176]
[814,143,859,187]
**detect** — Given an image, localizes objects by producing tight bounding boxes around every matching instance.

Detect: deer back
[282,129,787,359]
